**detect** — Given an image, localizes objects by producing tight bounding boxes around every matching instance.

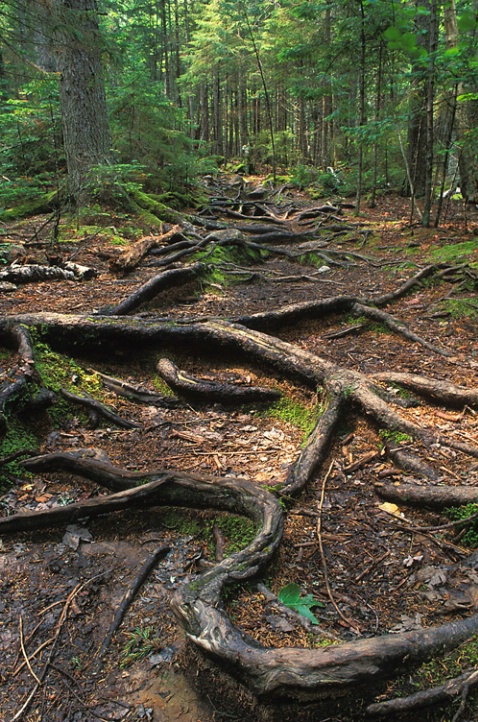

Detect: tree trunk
[49,0,112,205]
[404,0,430,199]
[422,0,438,227]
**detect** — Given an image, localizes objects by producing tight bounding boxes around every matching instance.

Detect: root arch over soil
[1,260,478,719]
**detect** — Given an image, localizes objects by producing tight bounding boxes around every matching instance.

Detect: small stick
[19,615,41,684]
[96,545,170,659]
[12,570,109,722]
[317,460,361,635]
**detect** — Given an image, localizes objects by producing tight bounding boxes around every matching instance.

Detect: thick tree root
[101,262,205,315]
[156,357,281,405]
[2,451,478,702]
[365,668,478,718]
[375,482,478,509]
[0,262,477,710]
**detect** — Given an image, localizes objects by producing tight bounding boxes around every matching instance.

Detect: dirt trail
[0,185,477,721]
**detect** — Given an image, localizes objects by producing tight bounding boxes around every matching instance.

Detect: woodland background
[1,0,478,220]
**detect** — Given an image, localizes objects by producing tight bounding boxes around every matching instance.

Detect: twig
[12,570,110,722]
[19,615,41,684]
[316,461,361,634]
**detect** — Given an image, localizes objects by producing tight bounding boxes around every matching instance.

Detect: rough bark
[48,0,112,203]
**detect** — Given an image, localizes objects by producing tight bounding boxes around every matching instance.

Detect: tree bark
[48,0,112,204]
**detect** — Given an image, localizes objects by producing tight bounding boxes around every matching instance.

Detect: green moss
[152,376,175,396]
[212,515,256,556]
[414,635,478,687]
[444,504,478,547]
[32,339,105,429]
[264,396,323,438]
[0,418,38,489]
[197,242,265,289]
[430,239,478,263]
[0,191,57,221]
[160,509,256,557]
[34,341,101,395]
[439,298,478,320]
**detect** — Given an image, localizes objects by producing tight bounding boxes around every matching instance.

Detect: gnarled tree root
[365,668,478,718]
[156,357,281,405]
[2,451,478,703]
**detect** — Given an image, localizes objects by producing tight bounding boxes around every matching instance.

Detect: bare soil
[0,185,477,722]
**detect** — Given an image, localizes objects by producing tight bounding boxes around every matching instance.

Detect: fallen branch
[111,224,182,273]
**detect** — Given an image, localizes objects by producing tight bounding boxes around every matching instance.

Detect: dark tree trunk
[50,0,112,204]
[404,0,430,199]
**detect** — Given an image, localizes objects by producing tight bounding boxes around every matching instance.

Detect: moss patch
[0,418,38,490]
[160,508,256,557]
[263,396,323,439]
[430,239,478,263]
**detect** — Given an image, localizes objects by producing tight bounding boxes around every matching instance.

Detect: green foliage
[121,626,160,667]
[414,635,478,687]
[277,582,324,624]
[444,504,478,548]
[379,429,412,444]
[161,508,256,557]
[108,71,216,201]
[210,515,256,556]
[84,162,147,202]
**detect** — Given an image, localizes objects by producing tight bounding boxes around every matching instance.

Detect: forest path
[0,180,477,722]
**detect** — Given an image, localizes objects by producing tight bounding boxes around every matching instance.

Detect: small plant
[439,298,478,320]
[121,626,160,668]
[277,582,324,624]
[70,656,83,670]
[444,504,478,547]
[379,429,412,444]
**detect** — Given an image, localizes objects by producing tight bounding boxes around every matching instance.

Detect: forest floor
[0,180,478,722]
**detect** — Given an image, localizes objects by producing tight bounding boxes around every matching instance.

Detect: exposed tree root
[2,450,478,702]
[95,370,184,408]
[59,388,142,429]
[111,224,182,273]
[96,545,171,659]
[101,262,205,315]
[375,482,478,509]
[365,668,478,718]
[156,357,282,405]
[1,262,478,712]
